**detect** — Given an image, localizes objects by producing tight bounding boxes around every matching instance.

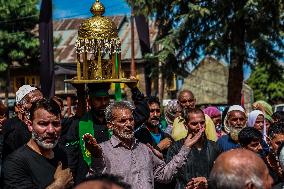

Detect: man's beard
[32,131,59,150]
[93,109,105,117]
[229,125,244,142]
[148,117,160,128]
[113,129,134,140]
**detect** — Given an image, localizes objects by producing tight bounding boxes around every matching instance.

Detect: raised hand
[146,143,164,160]
[125,76,138,89]
[184,127,205,148]
[53,162,74,189]
[157,138,172,150]
[185,177,207,189]
[83,133,103,157]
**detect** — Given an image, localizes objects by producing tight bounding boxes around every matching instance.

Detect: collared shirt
[92,135,191,189]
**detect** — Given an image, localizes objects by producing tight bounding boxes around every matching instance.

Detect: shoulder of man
[207,140,221,151]
[3,145,29,166]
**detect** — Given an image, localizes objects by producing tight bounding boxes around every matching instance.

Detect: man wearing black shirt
[3,99,73,189]
[135,96,173,157]
[166,108,221,189]
[2,85,43,160]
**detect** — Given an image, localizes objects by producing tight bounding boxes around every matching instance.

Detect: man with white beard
[217,105,247,152]
[83,101,205,189]
[3,99,74,189]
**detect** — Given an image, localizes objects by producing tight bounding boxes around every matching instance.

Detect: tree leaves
[0,0,39,72]
[129,0,283,103]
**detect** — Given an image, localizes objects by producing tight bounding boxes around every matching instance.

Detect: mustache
[151,117,160,120]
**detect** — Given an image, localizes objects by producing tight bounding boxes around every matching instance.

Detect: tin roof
[53,16,158,64]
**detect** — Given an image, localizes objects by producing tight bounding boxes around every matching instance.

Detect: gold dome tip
[90,0,105,16]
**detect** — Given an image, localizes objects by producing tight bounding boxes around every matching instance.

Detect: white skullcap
[16,85,37,104]
[224,105,246,133]
[227,105,245,114]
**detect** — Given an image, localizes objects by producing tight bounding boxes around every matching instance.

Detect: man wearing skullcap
[1,85,43,161]
[217,105,247,152]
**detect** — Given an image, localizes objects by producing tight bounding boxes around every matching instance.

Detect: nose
[185,101,190,107]
[257,143,263,152]
[197,122,204,129]
[236,118,243,126]
[153,111,158,116]
[46,124,55,133]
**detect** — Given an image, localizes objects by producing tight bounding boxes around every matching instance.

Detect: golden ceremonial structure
[65,0,137,84]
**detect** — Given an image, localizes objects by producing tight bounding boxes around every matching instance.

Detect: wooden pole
[130,1,136,77]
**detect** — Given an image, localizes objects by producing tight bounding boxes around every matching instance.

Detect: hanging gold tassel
[77,55,81,80]
[97,49,102,79]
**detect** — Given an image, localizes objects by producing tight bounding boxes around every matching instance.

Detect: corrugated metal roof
[53,16,158,64]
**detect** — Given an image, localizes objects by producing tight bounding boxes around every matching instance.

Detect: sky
[53,0,131,20]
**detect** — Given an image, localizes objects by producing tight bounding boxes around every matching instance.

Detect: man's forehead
[149,103,160,108]
[228,110,245,117]
[27,90,43,100]
[112,108,132,117]
[34,108,59,119]
[189,112,205,120]
[180,91,194,99]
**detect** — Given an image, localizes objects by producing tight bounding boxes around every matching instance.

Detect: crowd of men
[0,83,284,189]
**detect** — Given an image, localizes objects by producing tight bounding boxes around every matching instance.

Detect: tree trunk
[4,65,10,107]
[227,3,245,105]
[228,55,244,105]
[158,61,164,101]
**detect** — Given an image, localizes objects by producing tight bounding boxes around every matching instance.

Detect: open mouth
[43,137,56,143]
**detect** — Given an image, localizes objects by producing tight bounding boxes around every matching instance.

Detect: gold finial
[90,0,105,16]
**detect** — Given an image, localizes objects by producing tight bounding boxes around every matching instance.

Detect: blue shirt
[217,135,240,152]
[150,132,162,144]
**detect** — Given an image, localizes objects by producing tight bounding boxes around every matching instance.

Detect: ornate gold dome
[75,0,120,55]
[78,1,118,40]
[65,0,139,85]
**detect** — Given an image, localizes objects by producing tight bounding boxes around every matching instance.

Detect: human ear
[107,122,113,130]
[246,182,256,189]
[26,120,33,132]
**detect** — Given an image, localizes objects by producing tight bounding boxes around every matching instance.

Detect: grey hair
[209,164,264,189]
[105,101,135,122]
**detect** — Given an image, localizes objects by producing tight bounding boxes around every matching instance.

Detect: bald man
[74,174,130,189]
[209,149,273,189]
[171,90,217,142]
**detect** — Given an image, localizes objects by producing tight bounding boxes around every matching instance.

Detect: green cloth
[79,118,94,166]
[114,53,122,101]
[79,112,113,166]
[253,100,273,122]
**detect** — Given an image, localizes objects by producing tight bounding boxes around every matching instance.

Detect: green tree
[129,0,284,104]
[0,0,39,104]
[248,63,284,104]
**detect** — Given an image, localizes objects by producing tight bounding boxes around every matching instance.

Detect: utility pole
[130,0,136,77]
